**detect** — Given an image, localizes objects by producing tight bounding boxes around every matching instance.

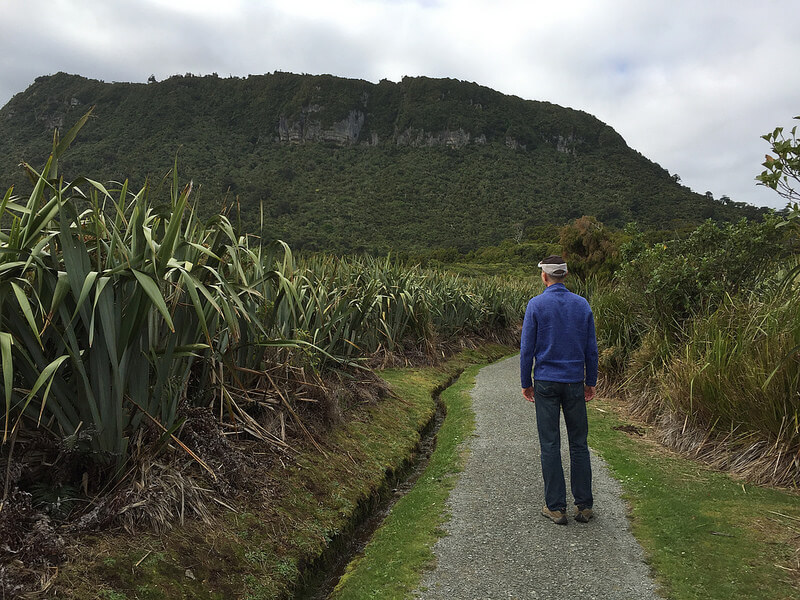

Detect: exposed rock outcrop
[555,134,583,154]
[278,108,365,145]
[395,127,473,148]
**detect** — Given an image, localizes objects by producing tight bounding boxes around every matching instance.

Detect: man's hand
[522,386,535,403]
[584,385,596,402]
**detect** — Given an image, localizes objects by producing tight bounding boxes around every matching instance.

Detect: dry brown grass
[622,380,800,488]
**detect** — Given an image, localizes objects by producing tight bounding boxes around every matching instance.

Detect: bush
[559,216,620,280]
[617,218,787,332]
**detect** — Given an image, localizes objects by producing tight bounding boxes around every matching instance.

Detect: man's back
[520,283,597,388]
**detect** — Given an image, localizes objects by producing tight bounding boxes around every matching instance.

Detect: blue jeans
[533,380,593,512]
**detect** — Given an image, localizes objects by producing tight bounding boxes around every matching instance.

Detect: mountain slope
[0,72,764,252]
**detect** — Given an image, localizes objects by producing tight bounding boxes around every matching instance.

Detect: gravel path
[414,355,662,599]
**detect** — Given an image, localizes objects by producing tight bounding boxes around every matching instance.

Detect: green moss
[331,360,492,598]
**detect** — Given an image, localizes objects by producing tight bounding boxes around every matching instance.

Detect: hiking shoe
[541,506,568,525]
[574,506,594,523]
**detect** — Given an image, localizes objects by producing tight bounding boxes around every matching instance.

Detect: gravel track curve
[414,355,662,599]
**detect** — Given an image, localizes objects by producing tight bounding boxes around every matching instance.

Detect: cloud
[1,0,798,209]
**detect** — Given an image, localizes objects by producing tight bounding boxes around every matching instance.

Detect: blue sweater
[520,283,598,388]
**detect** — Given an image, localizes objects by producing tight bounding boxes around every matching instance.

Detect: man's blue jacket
[520,283,598,389]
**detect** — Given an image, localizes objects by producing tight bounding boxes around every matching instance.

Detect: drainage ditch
[293,373,458,599]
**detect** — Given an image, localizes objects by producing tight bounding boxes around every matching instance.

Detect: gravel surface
[414,355,662,599]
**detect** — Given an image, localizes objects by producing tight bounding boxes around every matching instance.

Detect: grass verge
[588,397,800,600]
[50,345,510,599]
[329,360,488,599]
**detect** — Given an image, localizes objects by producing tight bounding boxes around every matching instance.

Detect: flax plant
[262,255,532,362]
[0,114,296,469]
[1,111,534,478]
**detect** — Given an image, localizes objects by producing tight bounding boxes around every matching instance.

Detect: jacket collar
[544,282,568,292]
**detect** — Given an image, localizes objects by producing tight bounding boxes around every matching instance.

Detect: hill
[0,72,766,252]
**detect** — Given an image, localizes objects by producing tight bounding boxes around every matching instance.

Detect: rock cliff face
[395,127,483,148]
[266,74,599,151]
[278,109,508,150]
[276,110,495,149]
[278,108,365,145]
[555,134,582,154]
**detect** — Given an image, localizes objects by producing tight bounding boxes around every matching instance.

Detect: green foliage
[0,115,303,467]
[559,215,620,280]
[616,218,787,331]
[263,254,534,362]
[757,116,800,204]
[657,290,800,484]
[589,211,800,485]
[0,72,768,255]
[584,117,800,485]
[589,284,644,377]
[0,116,535,478]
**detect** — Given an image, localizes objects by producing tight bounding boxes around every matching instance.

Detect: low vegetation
[587,213,799,487]
[589,398,800,600]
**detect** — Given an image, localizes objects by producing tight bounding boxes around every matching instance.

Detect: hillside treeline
[0,72,767,253]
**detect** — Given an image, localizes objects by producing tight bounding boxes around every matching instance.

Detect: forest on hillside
[0,72,768,253]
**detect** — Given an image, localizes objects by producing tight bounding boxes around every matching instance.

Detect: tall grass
[592,253,800,486]
[0,117,302,469]
[654,290,800,485]
[263,254,535,364]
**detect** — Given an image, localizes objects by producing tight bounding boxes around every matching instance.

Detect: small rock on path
[414,355,662,599]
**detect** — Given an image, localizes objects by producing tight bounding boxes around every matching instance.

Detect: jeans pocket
[534,380,558,397]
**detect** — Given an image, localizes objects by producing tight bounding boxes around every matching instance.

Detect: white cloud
[1,0,798,209]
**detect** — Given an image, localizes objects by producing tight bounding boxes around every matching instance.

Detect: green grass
[51,346,510,599]
[330,361,488,599]
[588,398,800,600]
[330,364,799,600]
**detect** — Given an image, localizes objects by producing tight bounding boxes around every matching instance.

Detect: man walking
[520,255,598,525]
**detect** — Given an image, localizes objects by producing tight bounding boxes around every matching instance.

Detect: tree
[758,117,800,246]
[559,216,619,280]
[757,116,800,205]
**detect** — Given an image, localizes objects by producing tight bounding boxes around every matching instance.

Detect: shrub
[616,218,787,332]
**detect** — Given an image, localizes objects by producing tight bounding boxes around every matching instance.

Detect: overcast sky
[1,0,798,209]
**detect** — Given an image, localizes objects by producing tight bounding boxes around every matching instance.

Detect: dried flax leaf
[265,372,327,457]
